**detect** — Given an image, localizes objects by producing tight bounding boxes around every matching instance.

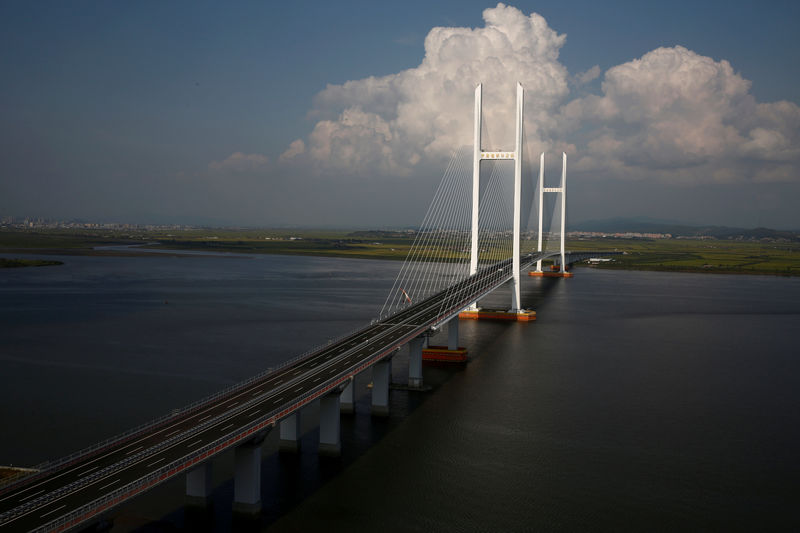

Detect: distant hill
[572,217,800,242]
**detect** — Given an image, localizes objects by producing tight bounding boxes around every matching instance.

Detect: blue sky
[2,1,799,228]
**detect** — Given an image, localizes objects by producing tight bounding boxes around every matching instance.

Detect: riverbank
[0,258,63,268]
[2,227,799,276]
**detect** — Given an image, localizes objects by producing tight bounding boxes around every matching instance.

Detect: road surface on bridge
[0,251,554,532]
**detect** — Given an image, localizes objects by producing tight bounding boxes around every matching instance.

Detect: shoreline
[2,244,798,277]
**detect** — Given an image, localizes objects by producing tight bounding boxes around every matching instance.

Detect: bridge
[0,83,617,532]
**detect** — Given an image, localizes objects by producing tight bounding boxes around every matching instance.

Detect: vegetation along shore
[1,227,798,276]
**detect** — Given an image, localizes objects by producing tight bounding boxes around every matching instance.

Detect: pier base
[447,320,459,351]
[279,412,301,453]
[529,271,573,278]
[318,394,341,457]
[371,358,391,416]
[459,308,536,321]
[233,441,262,516]
[408,337,424,389]
[185,462,213,509]
[422,345,468,363]
[340,379,355,414]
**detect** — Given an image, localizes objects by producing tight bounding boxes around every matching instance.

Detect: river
[1,252,798,531]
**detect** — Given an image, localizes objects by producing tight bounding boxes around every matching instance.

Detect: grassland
[2,227,799,276]
[564,238,800,276]
[144,229,417,260]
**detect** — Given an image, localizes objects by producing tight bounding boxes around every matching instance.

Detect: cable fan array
[379,148,519,320]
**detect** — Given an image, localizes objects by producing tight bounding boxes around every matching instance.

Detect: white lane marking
[227,401,239,408]
[313,377,321,382]
[165,429,181,437]
[199,414,212,422]
[77,466,99,477]
[0,322,413,515]
[125,445,144,455]
[98,478,120,491]
[274,379,283,384]
[39,504,66,518]
[19,488,45,502]
[220,423,235,431]
[146,457,165,467]
[0,377,304,517]
[0,402,218,504]
[186,439,203,449]
[251,390,263,397]
[273,397,284,404]
[294,386,303,392]
[247,409,261,418]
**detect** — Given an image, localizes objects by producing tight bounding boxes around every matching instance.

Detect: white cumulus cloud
[565,46,800,183]
[298,3,569,176]
[275,4,800,186]
[209,152,269,173]
[279,139,305,162]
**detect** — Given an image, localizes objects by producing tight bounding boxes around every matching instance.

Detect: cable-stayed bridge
[0,83,617,532]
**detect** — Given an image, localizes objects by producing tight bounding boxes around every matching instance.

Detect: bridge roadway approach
[0,250,561,532]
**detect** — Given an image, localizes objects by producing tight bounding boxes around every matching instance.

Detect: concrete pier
[185,462,213,508]
[233,434,265,516]
[318,393,341,457]
[448,319,459,350]
[408,337,424,389]
[459,308,536,321]
[340,379,355,414]
[371,358,391,416]
[279,412,301,453]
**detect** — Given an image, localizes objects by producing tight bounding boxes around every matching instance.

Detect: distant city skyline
[1,1,799,229]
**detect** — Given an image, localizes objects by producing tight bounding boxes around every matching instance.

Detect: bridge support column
[536,152,544,273]
[559,152,567,274]
[448,320,459,351]
[279,412,301,453]
[340,379,355,414]
[469,83,482,281]
[233,436,264,516]
[408,337,424,389]
[372,357,391,416]
[422,319,469,362]
[510,81,524,313]
[318,393,341,457]
[185,462,213,508]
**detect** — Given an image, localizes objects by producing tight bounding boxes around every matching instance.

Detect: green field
[143,229,418,260]
[0,227,417,260]
[2,228,799,276]
[564,238,800,276]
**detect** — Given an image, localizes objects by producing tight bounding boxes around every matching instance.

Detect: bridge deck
[0,251,565,532]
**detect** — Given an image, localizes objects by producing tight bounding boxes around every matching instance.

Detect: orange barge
[422,345,468,363]
[458,308,536,321]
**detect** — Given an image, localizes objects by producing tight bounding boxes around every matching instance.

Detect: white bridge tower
[469,82,525,313]
[534,152,567,274]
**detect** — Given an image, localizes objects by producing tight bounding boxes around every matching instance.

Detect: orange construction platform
[422,346,468,363]
[529,271,574,277]
[458,309,537,322]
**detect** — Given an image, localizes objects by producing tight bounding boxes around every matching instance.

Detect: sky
[1,1,799,229]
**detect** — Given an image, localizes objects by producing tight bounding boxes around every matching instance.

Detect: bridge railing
[1,319,377,495]
[8,252,565,526]
[3,250,565,494]
[36,366,366,532]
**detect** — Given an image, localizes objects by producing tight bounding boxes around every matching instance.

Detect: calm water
[1,253,799,531]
